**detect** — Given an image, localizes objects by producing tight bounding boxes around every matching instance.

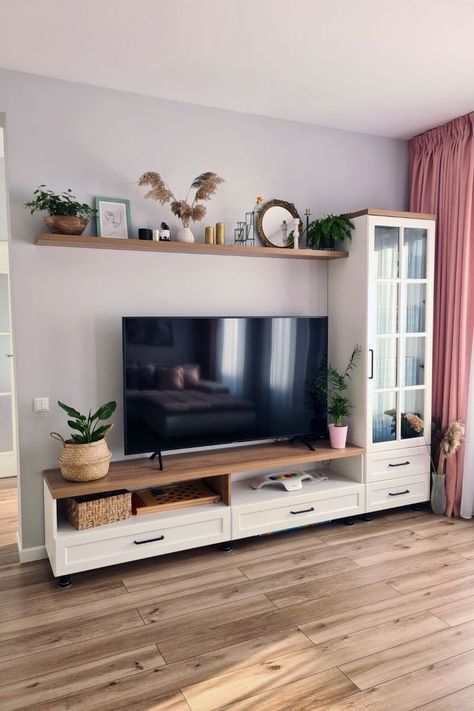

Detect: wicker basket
[65,490,131,530]
[50,430,112,482]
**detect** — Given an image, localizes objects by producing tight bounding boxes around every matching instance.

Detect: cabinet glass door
[369,221,430,447]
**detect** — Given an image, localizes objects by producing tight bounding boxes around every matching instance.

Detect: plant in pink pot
[310,346,361,449]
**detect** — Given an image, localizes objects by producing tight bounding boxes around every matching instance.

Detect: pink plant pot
[328,424,348,449]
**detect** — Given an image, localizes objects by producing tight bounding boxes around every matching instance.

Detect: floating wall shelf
[35,234,349,261]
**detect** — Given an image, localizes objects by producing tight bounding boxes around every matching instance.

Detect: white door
[0,243,16,477]
[367,216,434,452]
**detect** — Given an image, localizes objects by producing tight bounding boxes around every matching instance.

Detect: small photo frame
[95,197,131,239]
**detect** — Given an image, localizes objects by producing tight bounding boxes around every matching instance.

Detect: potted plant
[309,346,361,449]
[307,213,354,250]
[50,400,116,482]
[25,186,96,235]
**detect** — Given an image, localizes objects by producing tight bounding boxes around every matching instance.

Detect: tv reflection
[123,317,327,454]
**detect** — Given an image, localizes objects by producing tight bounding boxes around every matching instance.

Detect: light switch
[33,397,50,413]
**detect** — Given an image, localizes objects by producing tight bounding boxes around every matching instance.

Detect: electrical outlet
[33,397,50,413]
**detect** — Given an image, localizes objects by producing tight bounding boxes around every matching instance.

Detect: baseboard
[16,532,47,563]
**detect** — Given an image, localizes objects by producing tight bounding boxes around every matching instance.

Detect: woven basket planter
[51,431,112,482]
[65,490,131,530]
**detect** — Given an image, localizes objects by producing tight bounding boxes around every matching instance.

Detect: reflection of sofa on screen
[126,363,256,441]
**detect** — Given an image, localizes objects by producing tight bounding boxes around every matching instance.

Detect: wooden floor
[1,480,474,710]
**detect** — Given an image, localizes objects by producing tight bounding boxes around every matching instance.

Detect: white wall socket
[33,397,50,412]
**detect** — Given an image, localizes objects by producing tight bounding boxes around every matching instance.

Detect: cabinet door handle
[290,507,315,515]
[369,349,374,380]
[388,461,410,467]
[134,535,165,545]
[388,490,410,497]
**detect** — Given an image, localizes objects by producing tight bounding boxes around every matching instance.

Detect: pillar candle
[205,226,215,244]
[216,222,225,245]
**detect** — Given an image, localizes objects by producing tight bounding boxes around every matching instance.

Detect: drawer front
[58,509,230,574]
[366,447,430,482]
[232,486,364,540]
[366,474,429,512]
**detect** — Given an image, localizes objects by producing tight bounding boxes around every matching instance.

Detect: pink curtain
[409,113,474,516]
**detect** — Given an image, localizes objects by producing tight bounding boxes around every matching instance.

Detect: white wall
[0,69,408,551]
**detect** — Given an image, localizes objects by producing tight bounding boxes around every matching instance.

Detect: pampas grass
[437,420,465,474]
[139,170,224,227]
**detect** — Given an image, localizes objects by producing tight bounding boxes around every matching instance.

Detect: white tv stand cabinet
[43,439,428,586]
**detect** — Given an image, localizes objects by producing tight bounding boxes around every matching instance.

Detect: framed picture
[95,197,131,239]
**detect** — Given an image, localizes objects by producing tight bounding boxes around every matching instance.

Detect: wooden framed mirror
[256,199,301,248]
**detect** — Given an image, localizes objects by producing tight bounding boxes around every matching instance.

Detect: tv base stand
[288,436,315,451]
[149,450,164,470]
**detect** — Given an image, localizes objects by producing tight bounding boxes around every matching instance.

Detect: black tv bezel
[122,315,328,456]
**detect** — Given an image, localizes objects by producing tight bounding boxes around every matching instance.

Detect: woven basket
[50,429,113,482]
[65,490,131,530]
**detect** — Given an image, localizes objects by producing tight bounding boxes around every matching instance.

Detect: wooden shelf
[35,233,349,261]
[44,441,365,499]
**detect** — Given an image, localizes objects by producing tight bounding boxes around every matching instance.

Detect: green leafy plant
[25,186,95,218]
[308,346,361,427]
[58,400,116,444]
[307,214,354,250]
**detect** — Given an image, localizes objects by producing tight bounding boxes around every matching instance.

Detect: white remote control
[250,471,316,492]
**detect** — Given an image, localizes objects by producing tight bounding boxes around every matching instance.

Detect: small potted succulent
[309,346,361,449]
[307,213,354,250]
[50,400,116,482]
[25,186,96,235]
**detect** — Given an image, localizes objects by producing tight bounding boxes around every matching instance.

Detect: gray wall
[0,69,408,551]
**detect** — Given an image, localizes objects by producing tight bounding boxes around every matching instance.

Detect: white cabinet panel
[366,446,430,482]
[366,474,429,512]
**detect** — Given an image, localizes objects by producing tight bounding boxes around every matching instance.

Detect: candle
[216,222,225,245]
[205,226,215,244]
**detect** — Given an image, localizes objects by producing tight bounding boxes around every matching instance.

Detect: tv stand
[289,435,315,451]
[149,450,164,471]
[43,440,369,580]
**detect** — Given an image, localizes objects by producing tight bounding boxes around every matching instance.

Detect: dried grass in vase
[436,420,465,474]
[138,171,224,229]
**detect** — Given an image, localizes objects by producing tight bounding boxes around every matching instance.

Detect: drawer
[366,447,430,482]
[232,485,364,540]
[56,505,230,575]
[366,474,430,512]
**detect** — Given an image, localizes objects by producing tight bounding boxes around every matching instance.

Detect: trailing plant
[308,346,361,427]
[25,186,95,218]
[58,400,116,444]
[307,213,354,249]
[138,171,225,227]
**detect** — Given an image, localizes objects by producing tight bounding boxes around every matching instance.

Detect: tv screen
[123,316,327,455]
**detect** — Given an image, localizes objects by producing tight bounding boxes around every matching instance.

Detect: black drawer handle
[134,535,165,545]
[290,507,315,515]
[388,490,410,497]
[388,461,410,467]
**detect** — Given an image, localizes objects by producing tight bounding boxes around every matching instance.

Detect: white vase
[293,218,300,250]
[175,226,195,243]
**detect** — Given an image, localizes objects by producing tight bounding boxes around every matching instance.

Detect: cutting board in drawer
[366,474,429,512]
[232,483,364,540]
[366,447,430,482]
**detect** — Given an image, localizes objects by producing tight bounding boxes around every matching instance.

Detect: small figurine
[159,222,171,241]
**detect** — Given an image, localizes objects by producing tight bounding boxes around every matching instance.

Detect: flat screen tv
[123,316,327,455]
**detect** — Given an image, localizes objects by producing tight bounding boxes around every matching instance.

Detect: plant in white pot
[309,346,361,449]
[51,400,116,482]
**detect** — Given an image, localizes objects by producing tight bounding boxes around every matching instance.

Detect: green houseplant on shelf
[308,346,361,449]
[307,213,354,250]
[25,186,96,235]
[50,400,117,482]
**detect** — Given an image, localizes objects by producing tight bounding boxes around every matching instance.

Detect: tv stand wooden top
[43,440,365,499]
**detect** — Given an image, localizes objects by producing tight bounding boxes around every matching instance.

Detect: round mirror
[256,199,301,248]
